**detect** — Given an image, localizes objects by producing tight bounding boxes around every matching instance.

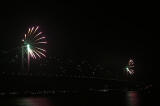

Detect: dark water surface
[0,91,152,106]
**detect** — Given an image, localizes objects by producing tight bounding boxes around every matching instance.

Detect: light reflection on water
[126,91,139,106]
[0,91,146,106]
[16,98,53,106]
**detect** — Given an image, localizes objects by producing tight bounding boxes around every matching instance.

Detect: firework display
[124,59,135,75]
[22,26,47,71]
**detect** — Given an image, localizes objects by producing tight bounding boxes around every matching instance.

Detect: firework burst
[22,26,47,71]
[124,59,135,75]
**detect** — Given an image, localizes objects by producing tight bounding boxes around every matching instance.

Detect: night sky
[0,1,153,82]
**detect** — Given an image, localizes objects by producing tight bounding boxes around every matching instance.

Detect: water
[0,91,152,106]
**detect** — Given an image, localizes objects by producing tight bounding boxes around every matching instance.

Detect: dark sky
[0,1,153,81]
